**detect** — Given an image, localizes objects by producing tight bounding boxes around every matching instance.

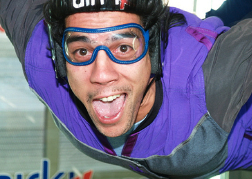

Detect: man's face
[65,11,154,137]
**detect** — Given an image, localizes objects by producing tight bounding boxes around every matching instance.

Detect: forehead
[65,11,142,29]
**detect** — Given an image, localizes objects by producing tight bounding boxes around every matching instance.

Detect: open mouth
[92,93,126,124]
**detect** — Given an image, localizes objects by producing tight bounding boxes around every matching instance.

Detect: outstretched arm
[0,0,47,62]
[203,19,252,132]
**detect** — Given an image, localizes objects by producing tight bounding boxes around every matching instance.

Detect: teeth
[100,94,121,102]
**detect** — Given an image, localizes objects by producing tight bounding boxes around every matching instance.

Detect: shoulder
[169,7,229,36]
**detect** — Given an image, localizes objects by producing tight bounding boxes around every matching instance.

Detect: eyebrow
[66,35,91,44]
[66,31,139,44]
[111,32,138,41]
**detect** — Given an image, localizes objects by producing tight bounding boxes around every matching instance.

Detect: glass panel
[0,30,45,173]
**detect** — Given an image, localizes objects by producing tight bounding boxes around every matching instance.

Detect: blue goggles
[62,23,149,66]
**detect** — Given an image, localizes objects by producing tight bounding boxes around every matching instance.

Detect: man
[1,0,252,178]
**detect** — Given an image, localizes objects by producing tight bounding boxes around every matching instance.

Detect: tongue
[93,94,125,118]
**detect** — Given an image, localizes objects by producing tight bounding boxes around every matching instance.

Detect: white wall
[167,0,226,18]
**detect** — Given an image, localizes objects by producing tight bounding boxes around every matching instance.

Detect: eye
[78,48,88,56]
[119,45,129,53]
[71,47,92,62]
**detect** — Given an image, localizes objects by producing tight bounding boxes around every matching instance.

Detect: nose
[90,50,119,85]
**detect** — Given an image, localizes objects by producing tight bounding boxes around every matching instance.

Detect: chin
[96,122,132,138]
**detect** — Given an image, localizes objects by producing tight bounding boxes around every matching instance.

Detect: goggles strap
[47,22,67,79]
[140,75,157,104]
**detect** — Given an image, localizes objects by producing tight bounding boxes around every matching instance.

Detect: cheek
[66,63,89,79]
[122,57,151,90]
[136,58,152,92]
[66,64,89,92]
[133,57,151,80]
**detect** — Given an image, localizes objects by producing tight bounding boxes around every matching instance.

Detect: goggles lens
[62,23,149,66]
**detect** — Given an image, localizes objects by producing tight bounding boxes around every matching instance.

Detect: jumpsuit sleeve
[0,0,47,63]
[203,18,252,132]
